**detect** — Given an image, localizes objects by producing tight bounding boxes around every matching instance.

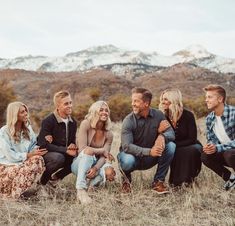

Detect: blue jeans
[117,142,176,182]
[71,152,96,189]
[71,151,111,189]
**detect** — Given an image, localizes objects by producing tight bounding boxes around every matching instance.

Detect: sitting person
[45,134,116,188]
[159,88,202,187]
[71,101,115,204]
[37,91,78,186]
[202,84,235,190]
[118,87,176,194]
[0,101,46,199]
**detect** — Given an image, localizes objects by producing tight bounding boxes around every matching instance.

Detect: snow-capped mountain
[0,44,234,74]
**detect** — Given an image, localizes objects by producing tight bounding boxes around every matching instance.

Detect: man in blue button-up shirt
[202,84,235,191]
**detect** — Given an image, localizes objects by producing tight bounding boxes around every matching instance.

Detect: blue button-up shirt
[0,125,37,165]
[206,104,235,152]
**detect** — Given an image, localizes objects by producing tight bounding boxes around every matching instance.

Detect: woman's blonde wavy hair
[85,101,111,130]
[6,101,30,142]
[159,88,183,123]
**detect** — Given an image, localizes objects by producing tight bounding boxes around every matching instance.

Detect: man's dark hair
[132,87,152,104]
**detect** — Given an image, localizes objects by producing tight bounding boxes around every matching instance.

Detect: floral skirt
[0,155,45,199]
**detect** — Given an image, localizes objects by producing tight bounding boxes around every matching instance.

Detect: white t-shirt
[61,117,69,146]
[213,116,231,144]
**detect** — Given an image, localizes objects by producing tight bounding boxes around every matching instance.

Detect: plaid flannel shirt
[206,104,235,152]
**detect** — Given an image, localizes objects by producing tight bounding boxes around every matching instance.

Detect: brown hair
[203,84,226,103]
[131,87,152,104]
[53,90,70,107]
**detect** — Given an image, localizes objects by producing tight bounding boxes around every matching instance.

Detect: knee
[45,152,65,168]
[194,144,203,153]
[26,155,45,171]
[223,151,233,160]
[201,152,209,163]
[223,150,235,166]
[165,142,176,156]
[84,147,95,156]
[105,167,116,181]
[118,152,135,171]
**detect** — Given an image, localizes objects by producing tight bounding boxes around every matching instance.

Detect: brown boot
[152,181,169,194]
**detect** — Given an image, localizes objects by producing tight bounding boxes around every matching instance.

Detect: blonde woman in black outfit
[159,88,202,187]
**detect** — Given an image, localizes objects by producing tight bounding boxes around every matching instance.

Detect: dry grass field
[0,121,234,226]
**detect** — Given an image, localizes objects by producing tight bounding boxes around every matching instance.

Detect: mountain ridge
[0,44,235,74]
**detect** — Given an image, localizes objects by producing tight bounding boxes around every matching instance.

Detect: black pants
[40,152,74,185]
[201,149,235,181]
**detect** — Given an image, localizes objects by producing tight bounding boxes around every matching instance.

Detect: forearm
[122,143,151,156]
[162,127,175,143]
[94,156,106,170]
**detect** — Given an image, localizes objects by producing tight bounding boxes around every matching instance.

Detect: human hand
[68,143,78,150]
[27,148,48,158]
[66,143,78,157]
[66,148,77,157]
[45,135,53,143]
[203,143,216,154]
[150,146,163,157]
[103,151,115,163]
[150,135,165,157]
[86,166,98,179]
[158,120,171,133]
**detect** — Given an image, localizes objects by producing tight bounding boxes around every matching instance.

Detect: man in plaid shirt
[202,84,235,191]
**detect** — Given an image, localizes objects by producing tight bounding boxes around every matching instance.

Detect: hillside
[0,63,234,113]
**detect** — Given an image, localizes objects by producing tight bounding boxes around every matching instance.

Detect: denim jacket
[206,104,235,152]
[0,125,37,165]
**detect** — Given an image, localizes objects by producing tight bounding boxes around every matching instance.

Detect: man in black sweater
[37,90,77,185]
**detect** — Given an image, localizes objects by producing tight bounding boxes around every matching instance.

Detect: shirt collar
[222,104,229,118]
[210,104,228,120]
[135,108,154,119]
[53,110,73,123]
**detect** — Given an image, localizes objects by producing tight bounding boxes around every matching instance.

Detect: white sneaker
[224,178,235,191]
[77,189,92,204]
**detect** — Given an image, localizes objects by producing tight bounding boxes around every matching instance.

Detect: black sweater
[167,109,198,148]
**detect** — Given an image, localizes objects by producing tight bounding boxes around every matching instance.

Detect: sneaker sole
[153,189,170,195]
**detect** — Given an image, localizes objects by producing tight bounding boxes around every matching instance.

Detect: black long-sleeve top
[167,109,198,148]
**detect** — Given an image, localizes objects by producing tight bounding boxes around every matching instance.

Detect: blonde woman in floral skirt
[0,101,47,199]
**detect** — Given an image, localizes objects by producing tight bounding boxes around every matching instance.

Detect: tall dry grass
[0,121,234,226]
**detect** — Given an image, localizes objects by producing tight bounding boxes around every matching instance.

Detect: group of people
[0,84,234,204]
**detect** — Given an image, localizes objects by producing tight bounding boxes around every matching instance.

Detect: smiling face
[17,105,28,123]
[98,103,109,122]
[131,93,149,116]
[205,90,223,111]
[57,95,72,118]
[160,93,171,111]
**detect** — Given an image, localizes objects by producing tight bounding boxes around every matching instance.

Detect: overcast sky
[0,0,235,58]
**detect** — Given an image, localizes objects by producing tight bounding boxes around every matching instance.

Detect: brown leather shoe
[152,181,169,194]
[121,180,132,193]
